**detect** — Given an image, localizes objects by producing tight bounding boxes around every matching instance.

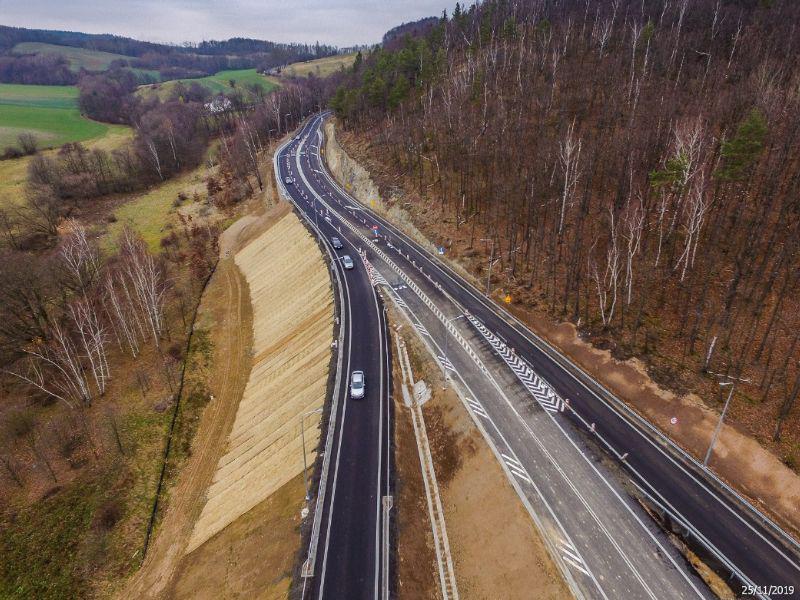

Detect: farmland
[137,68,278,100]
[279,52,357,78]
[0,125,131,210]
[0,83,113,150]
[12,42,133,72]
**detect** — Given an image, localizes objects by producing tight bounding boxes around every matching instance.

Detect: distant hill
[12,42,133,72]
[0,25,343,85]
[277,53,358,78]
[0,25,337,61]
[382,17,439,49]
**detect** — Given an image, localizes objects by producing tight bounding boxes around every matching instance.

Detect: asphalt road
[276,120,392,600]
[277,113,800,600]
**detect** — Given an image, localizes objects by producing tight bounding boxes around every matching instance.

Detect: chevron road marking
[414,323,430,337]
[466,398,490,419]
[467,314,565,414]
[559,538,592,576]
[501,453,533,484]
[437,355,456,371]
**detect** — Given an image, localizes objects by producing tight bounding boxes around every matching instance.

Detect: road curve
[276,120,392,600]
[279,113,800,600]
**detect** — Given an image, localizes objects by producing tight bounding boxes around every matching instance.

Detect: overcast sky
[0,0,458,47]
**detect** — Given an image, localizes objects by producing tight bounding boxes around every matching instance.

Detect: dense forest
[0,25,339,84]
[331,0,800,450]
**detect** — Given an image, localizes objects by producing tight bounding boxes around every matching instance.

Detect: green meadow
[137,68,278,100]
[0,83,111,150]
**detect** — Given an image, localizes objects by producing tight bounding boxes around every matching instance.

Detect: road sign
[504,294,512,304]
[438,246,445,255]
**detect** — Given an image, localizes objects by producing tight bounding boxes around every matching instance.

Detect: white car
[342,255,354,270]
[350,370,365,399]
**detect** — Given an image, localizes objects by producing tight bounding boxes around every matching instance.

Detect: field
[137,69,278,100]
[12,42,133,72]
[280,53,357,78]
[0,125,131,210]
[0,83,113,150]
[103,165,210,252]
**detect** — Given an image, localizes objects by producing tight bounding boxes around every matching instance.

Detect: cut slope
[187,210,333,551]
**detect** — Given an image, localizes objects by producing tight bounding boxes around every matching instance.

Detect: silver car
[350,370,365,399]
[331,237,343,249]
[342,255,354,270]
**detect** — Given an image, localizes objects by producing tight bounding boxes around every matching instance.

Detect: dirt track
[120,220,254,598]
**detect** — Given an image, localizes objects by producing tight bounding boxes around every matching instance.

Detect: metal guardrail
[272,134,347,588]
[309,115,799,598]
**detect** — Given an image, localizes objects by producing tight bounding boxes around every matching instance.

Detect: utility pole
[703,381,735,467]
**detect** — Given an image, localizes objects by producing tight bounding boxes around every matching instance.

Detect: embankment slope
[187,209,333,551]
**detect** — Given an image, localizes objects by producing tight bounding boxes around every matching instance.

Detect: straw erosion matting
[187,211,333,550]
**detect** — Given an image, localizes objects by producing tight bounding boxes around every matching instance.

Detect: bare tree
[558,120,582,236]
[69,297,110,396]
[104,274,141,357]
[60,220,101,294]
[674,175,709,282]
[120,228,166,344]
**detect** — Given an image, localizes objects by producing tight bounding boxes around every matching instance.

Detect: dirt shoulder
[168,474,305,600]
[325,120,800,541]
[394,313,570,599]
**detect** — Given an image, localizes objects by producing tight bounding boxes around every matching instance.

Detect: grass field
[103,165,209,252]
[0,126,131,210]
[280,53,357,78]
[137,69,278,101]
[0,83,114,151]
[12,42,133,72]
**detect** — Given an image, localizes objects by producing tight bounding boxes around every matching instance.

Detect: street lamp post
[300,407,324,501]
[443,314,465,389]
[703,381,735,467]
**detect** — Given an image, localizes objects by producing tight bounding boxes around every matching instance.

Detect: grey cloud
[0,0,456,46]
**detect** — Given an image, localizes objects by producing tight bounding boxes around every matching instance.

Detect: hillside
[12,42,132,72]
[1,25,341,86]
[137,68,278,101]
[330,0,800,468]
[277,53,358,78]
